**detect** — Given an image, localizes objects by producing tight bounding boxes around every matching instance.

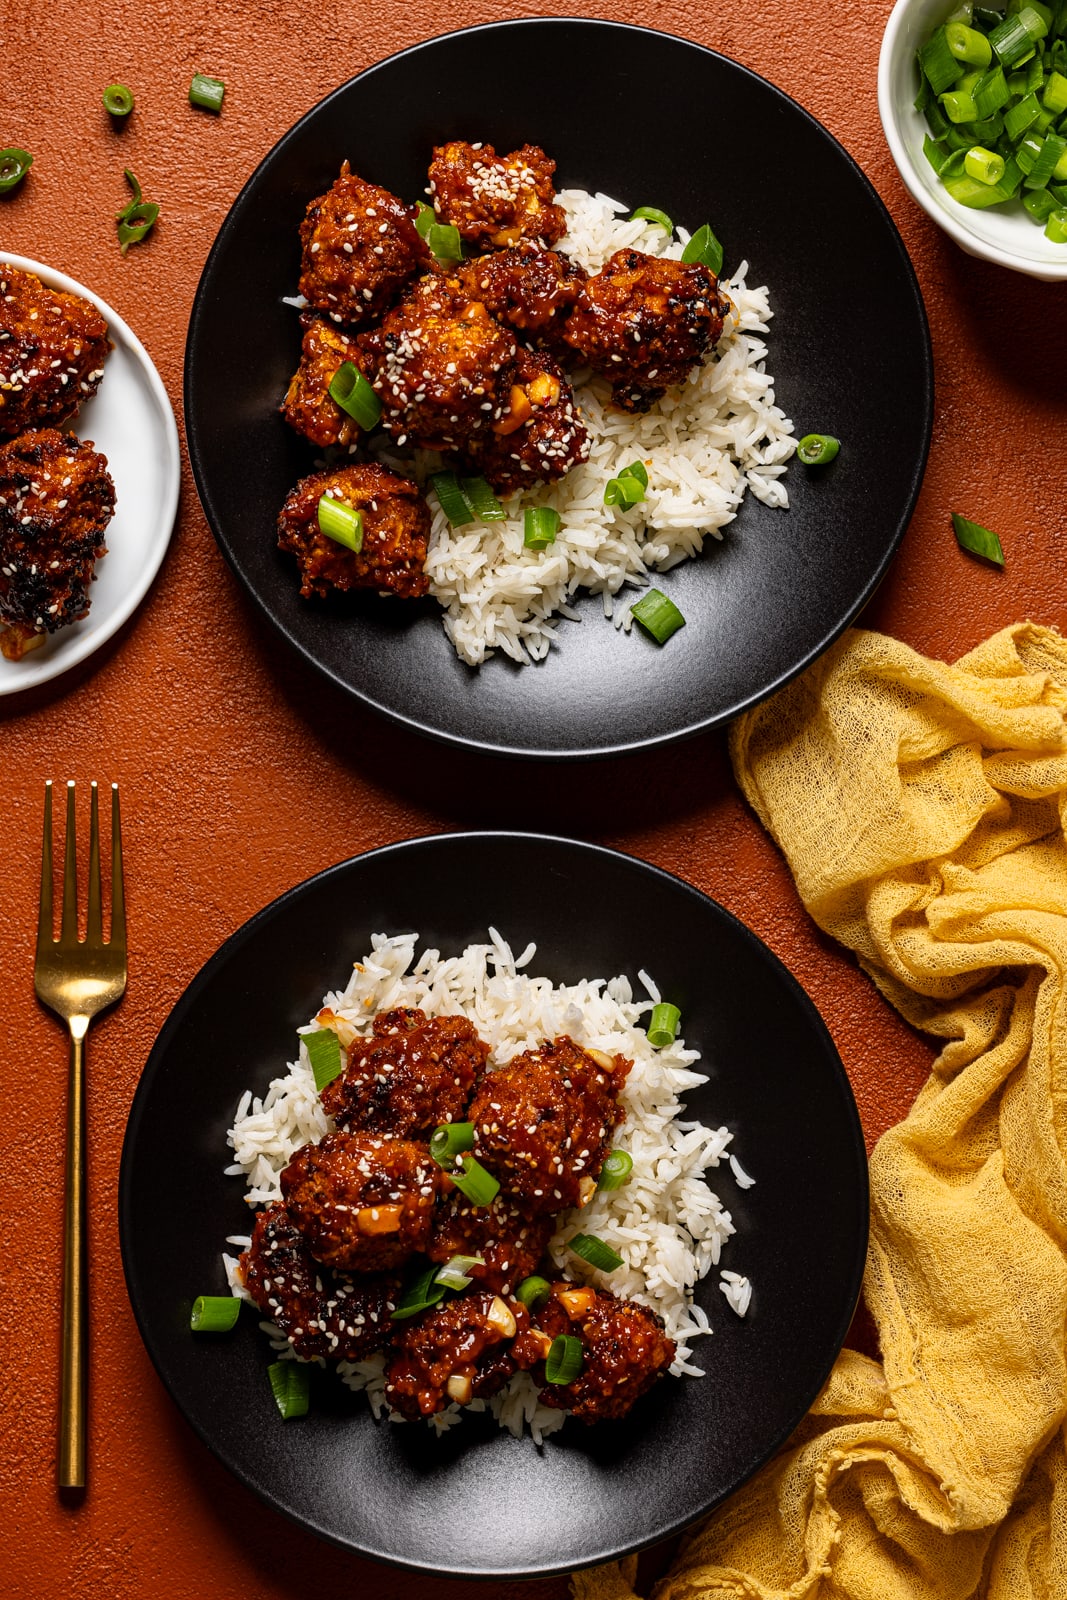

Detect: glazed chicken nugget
[428,141,566,249]
[277,462,430,602]
[460,345,589,496]
[0,265,111,436]
[281,317,366,449]
[298,163,430,327]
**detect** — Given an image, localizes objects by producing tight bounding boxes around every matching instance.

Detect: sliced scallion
[629,205,673,231]
[427,221,463,264]
[544,1334,583,1385]
[449,1153,500,1207]
[392,1264,449,1322]
[965,144,1006,181]
[921,25,965,92]
[524,505,560,549]
[516,1275,552,1310]
[268,1360,311,1418]
[630,587,685,644]
[597,1149,634,1191]
[103,83,135,118]
[646,1001,681,1048]
[797,432,841,465]
[328,361,382,429]
[430,1121,476,1165]
[116,168,158,255]
[459,474,506,520]
[568,1233,623,1273]
[604,459,649,508]
[317,493,364,553]
[952,511,1005,565]
[0,146,32,193]
[947,19,995,62]
[302,1027,343,1092]
[190,73,225,113]
[429,469,476,527]
[414,200,435,238]
[434,1254,485,1291]
[1045,203,1067,236]
[190,1294,241,1332]
[940,87,979,120]
[680,222,724,276]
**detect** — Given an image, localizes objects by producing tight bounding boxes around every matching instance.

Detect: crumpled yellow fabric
[574,623,1067,1600]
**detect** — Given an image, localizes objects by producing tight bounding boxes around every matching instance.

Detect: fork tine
[86,783,102,945]
[37,780,54,953]
[59,781,79,948]
[110,784,126,954]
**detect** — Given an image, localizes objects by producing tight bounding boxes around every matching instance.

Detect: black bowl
[184,19,932,760]
[119,833,868,1577]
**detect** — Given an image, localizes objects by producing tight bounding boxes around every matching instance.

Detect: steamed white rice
[223,931,754,1441]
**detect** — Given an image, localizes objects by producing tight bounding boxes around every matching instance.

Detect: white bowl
[878,0,1067,281]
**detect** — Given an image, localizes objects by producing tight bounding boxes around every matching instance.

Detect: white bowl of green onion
[879,0,1067,280]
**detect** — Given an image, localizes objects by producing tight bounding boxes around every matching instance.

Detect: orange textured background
[1,1,1065,1596]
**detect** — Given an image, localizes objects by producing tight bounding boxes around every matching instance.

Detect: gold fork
[35,781,127,1490]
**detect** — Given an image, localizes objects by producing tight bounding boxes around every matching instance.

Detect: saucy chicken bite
[239,1200,399,1362]
[0,429,115,660]
[460,345,589,495]
[0,265,110,436]
[450,247,585,354]
[277,462,430,601]
[429,141,566,249]
[322,1007,488,1140]
[384,1289,528,1417]
[280,1131,439,1272]
[514,1283,676,1422]
[281,317,364,449]
[298,163,429,327]
[427,1190,554,1296]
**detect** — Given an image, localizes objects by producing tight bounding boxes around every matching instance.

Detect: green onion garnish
[544,1334,583,1385]
[630,588,685,645]
[797,432,841,465]
[434,1254,485,1291]
[1046,204,1067,239]
[964,144,1006,181]
[190,73,225,113]
[267,1360,311,1419]
[597,1150,634,1191]
[646,1001,681,1048]
[0,146,32,194]
[302,1027,343,1092]
[391,1263,449,1321]
[604,460,649,507]
[103,83,135,118]
[449,1153,500,1207]
[459,475,506,520]
[523,506,561,549]
[680,222,724,276]
[317,494,364,553]
[116,168,158,255]
[429,469,476,527]
[947,20,995,63]
[952,511,1005,565]
[516,1275,552,1310]
[430,1121,476,1165]
[568,1233,623,1273]
[414,200,435,238]
[1044,68,1067,111]
[328,361,382,429]
[427,221,463,265]
[629,205,673,231]
[190,1294,241,1332]
[922,26,965,92]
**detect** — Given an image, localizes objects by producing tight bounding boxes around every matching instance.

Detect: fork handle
[59,1017,89,1489]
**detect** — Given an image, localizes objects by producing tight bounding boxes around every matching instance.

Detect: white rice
[367,189,795,666]
[224,930,754,1440]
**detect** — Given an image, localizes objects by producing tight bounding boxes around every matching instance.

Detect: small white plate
[0,254,180,693]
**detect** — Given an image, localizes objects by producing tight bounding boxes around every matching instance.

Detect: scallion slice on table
[516,1275,552,1310]
[103,83,135,118]
[597,1149,634,1191]
[680,222,724,275]
[302,1027,343,1092]
[604,460,648,507]
[434,1254,485,1291]
[448,1153,500,1207]
[430,1121,476,1164]
[797,432,840,465]
[630,588,685,644]
[116,168,158,255]
[646,1001,681,1048]
[568,1233,623,1273]
[392,1264,449,1322]
[629,205,674,231]
[190,1295,241,1332]
[327,360,382,429]
[190,73,225,113]
[0,146,32,193]
[544,1334,583,1385]
[523,506,560,549]
[429,469,477,527]
[952,511,1005,565]
[268,1360,311,1418]
[317,494,364,552]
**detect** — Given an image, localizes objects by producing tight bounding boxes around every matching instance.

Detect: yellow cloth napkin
[575,623,1067,1600]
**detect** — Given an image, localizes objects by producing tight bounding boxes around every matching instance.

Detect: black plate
[184,19,932,760]
[120,833,868,1577]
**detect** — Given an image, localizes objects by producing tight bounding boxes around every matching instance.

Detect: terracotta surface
[1,1,1064,1595]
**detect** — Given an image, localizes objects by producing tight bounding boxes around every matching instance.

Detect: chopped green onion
[392,1264,448,1322]
[940,87,980,119]
[429,469,476,527]
[1005,88,1043,136]
[646,1001,681,1048]
[302,1027,343,1092]
[190,1294,241,1332]
[965,144,1006,181]
[630,587,685,644]
[972,64,1011,115]
[449,1153,500,1207]
[680,222,724,276]
[924,134,952,173]
[103,83,135,118]
[1023,184,1060,216]
[1054,142,1067,177]
[604,459,649,507]
[434,1254,485,1291]
[921,25,965,91]
[427,221,463,264]
[952,511,1005,565]
[267,1360,311,1418]
[317,493,364,553]
[797,432,841,465]
[597,1149,634,1191]
[568,1233,623,1273]
[414,201,435,238]
[545,1334,583,1385]
[629,205,674,231]
[1014,0,1054,28]
[429,1121,476,1165]
[0,146,32,194]
[523,505,561,549]
[459,475,506,520]
[1048,70,1067,113]
[947,20,995,62]
[116,168,158,255]
[1045,202,1067,235]
[924,94,952,137]
[1024,130,1067,183]
[516,1275,552,1310]
[327,361,381,429]
[190,73,225,113]
[990,8,1046,64]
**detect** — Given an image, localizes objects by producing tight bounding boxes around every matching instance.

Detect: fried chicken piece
[322,1007,489,1140]
[512,1283,676,1422]
[564,248,729,412]
[359,274,518,451]
[0,429,115,660]
[281,317,365,449]
[277,462,430,601]
[280,1132,439,1273]
[427,1190,554,1296]
[0,265,111,436]
[239,1200,399,1362]
[450,248,585,354]
[297,163,429,327]
[460,346,589,495]
[384,1289,528,1417]
[429,141,566,249]
[470,1036,631,1216]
